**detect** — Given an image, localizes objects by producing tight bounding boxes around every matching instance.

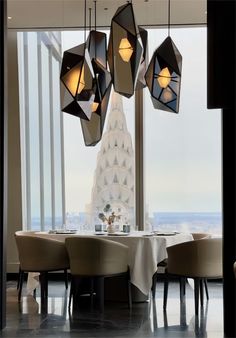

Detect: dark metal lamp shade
[80,30,112,146]
[136,27,148,90]
[60,43,95,120]
[80,60,112,146]
[108,2,143,98]
[145,36,182,113]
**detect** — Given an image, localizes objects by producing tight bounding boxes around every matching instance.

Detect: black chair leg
[90,277,94,309]
[127,270,132,309]
[200,279,204,306]
[64,269,68,290]
[69,276,74,310]
[18,270,24,302]
[194,278,200,316]
[151,271,157,299]
[163,276,169,310]
[17,266,22,290]
[204,279,209,300]
[96,276,104,312]
[180,277,186,303]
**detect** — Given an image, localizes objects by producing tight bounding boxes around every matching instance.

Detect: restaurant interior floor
[1,279,223,338]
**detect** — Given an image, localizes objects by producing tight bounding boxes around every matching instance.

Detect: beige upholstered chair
[15,234,69,302]
[191,232,211,240]
[164,238,222,315]
[65,237,131,311]
[152,233,212,299]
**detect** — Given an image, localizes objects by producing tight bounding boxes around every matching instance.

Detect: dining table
[26,230,193,297]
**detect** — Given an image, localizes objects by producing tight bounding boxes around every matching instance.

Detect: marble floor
[1,279,223,338]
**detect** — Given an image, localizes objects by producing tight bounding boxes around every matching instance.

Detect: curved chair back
[65,237,129,276]
[167,237,222,278]
[15,235,69,272]
[191,232,211,240]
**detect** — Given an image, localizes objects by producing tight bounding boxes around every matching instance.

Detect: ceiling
[7,0,207,30]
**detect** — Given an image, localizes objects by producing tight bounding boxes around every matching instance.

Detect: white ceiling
[7,0,206,30]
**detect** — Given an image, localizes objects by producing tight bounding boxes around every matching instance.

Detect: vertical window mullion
[49,45,55,229]
[135,89,144,230]
[37,33,45,231]
[23,32,31,230]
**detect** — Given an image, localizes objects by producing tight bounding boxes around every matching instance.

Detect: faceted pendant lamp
[80,5,112,146]
[108,2,143,98]
[145,36,182,113]
[145,0,182,113]
[136,26,148,90]
[60,43,95,120]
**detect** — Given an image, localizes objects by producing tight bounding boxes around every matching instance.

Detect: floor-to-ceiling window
[17,27,222,235]
[62,31,135,231]
[18,32,65,230]
[144,27,222,235]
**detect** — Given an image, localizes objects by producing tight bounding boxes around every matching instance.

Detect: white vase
[107,223,116,233]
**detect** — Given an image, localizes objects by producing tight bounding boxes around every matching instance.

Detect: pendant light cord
[84,0,87,42]
[94,0,97,59]
[168,0,170,36]
[89,7,91,32]
[94,0,97,32]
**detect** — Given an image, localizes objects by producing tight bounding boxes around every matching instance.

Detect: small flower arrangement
[98,204,121,225]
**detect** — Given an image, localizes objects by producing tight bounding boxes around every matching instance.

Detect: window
[62,31,135,230]
[18,32,65,230]
[144,27,222,235]
[18,27,222,235]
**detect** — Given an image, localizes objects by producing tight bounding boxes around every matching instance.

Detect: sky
[62,27,222,215]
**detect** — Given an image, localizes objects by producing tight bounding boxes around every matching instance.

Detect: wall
[7,31,22,273]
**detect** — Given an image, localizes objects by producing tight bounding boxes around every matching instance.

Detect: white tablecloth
[27,231,193,296]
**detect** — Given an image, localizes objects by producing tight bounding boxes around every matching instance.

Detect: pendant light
[60,0,95,120]
[145,0,182,113]
[136,26,148,90]
[81,0,112,146]
[107,2,143,98]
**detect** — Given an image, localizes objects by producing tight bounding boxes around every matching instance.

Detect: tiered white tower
[89,91,135,226]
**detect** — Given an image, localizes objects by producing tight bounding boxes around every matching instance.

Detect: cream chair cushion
[65,237,129,276]
[167,238,222,278]
[15,235,69,272]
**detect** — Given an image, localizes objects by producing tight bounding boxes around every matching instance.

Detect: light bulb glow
[92,102,99,112]
[118,38,133,62]
[77,65,85,94]
[163,88,173,102]
[157,67,171,88]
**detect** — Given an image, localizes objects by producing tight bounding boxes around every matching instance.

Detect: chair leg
[64,269,68,290]
[200,279,204,306]
[204,279,209,300]
[90,277,94,309]
[69,276,74,310]
[151,271,157,299]
[18,270,24,302]
[17,266,22,290]
[163,276,169,310]
[96,276,104,312]
[127,270,132,309]
[194,278,200,316]
[39,272,48,300]
[180,277,186,303]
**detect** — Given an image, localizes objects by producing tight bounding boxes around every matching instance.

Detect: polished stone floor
[1,279,223,338]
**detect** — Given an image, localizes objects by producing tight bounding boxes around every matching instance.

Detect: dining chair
[163,237,222,316]
[65,237,132,311]
[15,234,70,302]
[152,232,212,299]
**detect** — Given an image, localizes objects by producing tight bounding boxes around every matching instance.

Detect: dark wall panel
[207,0,236,109]
[0,0,7,331]
[207,0,236,337]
